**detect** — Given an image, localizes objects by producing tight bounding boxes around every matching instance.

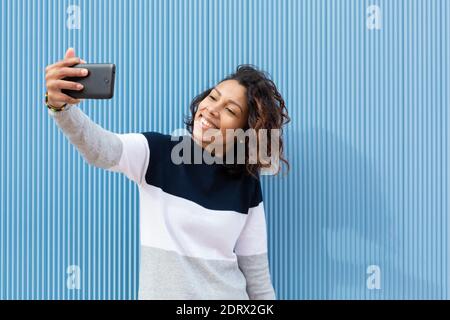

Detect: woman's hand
[45,47,88,109]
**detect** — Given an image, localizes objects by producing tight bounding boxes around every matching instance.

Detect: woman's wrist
[45,91,68,112]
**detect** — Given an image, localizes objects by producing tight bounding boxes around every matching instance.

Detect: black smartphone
[61,63,116,99]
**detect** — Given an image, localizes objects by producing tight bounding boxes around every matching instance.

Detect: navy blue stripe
[141,132,262,214]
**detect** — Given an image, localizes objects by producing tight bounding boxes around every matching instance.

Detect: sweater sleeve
[234,181,276,300]
[48,104,149,185]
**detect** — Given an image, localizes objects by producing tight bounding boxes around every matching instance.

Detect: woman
[45,48,290,299]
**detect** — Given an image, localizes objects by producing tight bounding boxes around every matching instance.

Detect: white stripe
[234,201,268,256]
[139,183,247,261]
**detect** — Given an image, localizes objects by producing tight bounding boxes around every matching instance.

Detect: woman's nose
[206,104,221,117]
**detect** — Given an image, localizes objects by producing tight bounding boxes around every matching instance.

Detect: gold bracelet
[45,91,67,112]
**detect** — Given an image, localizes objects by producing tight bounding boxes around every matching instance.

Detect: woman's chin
[192,127,208,146]
[193,125,214,143]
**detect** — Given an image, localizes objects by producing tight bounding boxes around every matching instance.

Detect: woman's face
[193,79,249,153]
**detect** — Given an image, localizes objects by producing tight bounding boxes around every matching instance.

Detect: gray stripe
[48,105,123,169]
[237,253,276,300]
[138,245,250,300]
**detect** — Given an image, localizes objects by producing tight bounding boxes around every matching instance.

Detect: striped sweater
[48,104,276,300]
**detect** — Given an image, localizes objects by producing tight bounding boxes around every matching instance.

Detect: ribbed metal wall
[0,0,448,299]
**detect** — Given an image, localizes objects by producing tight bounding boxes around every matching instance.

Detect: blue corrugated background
[0,0,448,299]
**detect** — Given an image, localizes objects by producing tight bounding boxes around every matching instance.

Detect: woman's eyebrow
[213,88,243,113]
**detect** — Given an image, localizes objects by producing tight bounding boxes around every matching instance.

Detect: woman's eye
[226,108,235,115]
[208,95,235,115]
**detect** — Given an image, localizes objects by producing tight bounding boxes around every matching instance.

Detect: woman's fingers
[46,57,81,72]
[46,66,89,81]
[46,79,84,91]
[44,49,88,107]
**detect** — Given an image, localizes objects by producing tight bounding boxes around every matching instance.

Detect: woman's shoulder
[141,131,172,144]
[247,173,263,208]
[140,131,180,154]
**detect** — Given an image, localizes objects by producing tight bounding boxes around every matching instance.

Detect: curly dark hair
[184,64,290,179]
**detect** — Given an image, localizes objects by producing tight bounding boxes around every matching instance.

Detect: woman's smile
[199,114,219,130]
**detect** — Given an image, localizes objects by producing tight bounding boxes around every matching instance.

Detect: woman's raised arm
[46,48,149,185]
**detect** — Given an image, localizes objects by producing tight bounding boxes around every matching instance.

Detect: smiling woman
[185,65,290,178]
[47,50,289,300]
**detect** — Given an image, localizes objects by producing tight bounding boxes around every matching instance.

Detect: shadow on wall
[289,127,442,299]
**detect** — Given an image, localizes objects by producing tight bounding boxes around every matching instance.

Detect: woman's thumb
[65,47,75,59]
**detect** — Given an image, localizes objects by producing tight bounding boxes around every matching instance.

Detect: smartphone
[61,63,116,99]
